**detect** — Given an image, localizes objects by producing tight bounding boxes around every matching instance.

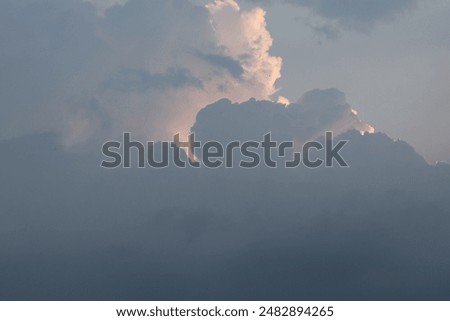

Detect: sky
[1,0,450,300]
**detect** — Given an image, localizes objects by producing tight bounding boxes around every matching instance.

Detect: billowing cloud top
[192,88,374,144]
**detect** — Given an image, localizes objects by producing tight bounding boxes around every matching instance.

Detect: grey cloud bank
[1,128,449,300]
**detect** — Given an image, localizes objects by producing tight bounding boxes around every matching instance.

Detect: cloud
[196,53,245,79]
[83,0,127,15]
[247,0,418,32]
[0,128,448,300]
[103,68,204,92]
[293,0,418,27]
[0,0,281,146]
[192,88,374,144]
[206,0,282,98]
[1,0,449,302]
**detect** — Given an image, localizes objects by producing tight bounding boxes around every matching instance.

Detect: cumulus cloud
[0,0,281,146]
[192,88,374,145]
[206,0,282,98]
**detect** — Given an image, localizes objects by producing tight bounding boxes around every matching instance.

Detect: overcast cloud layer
[1,119,449,300]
